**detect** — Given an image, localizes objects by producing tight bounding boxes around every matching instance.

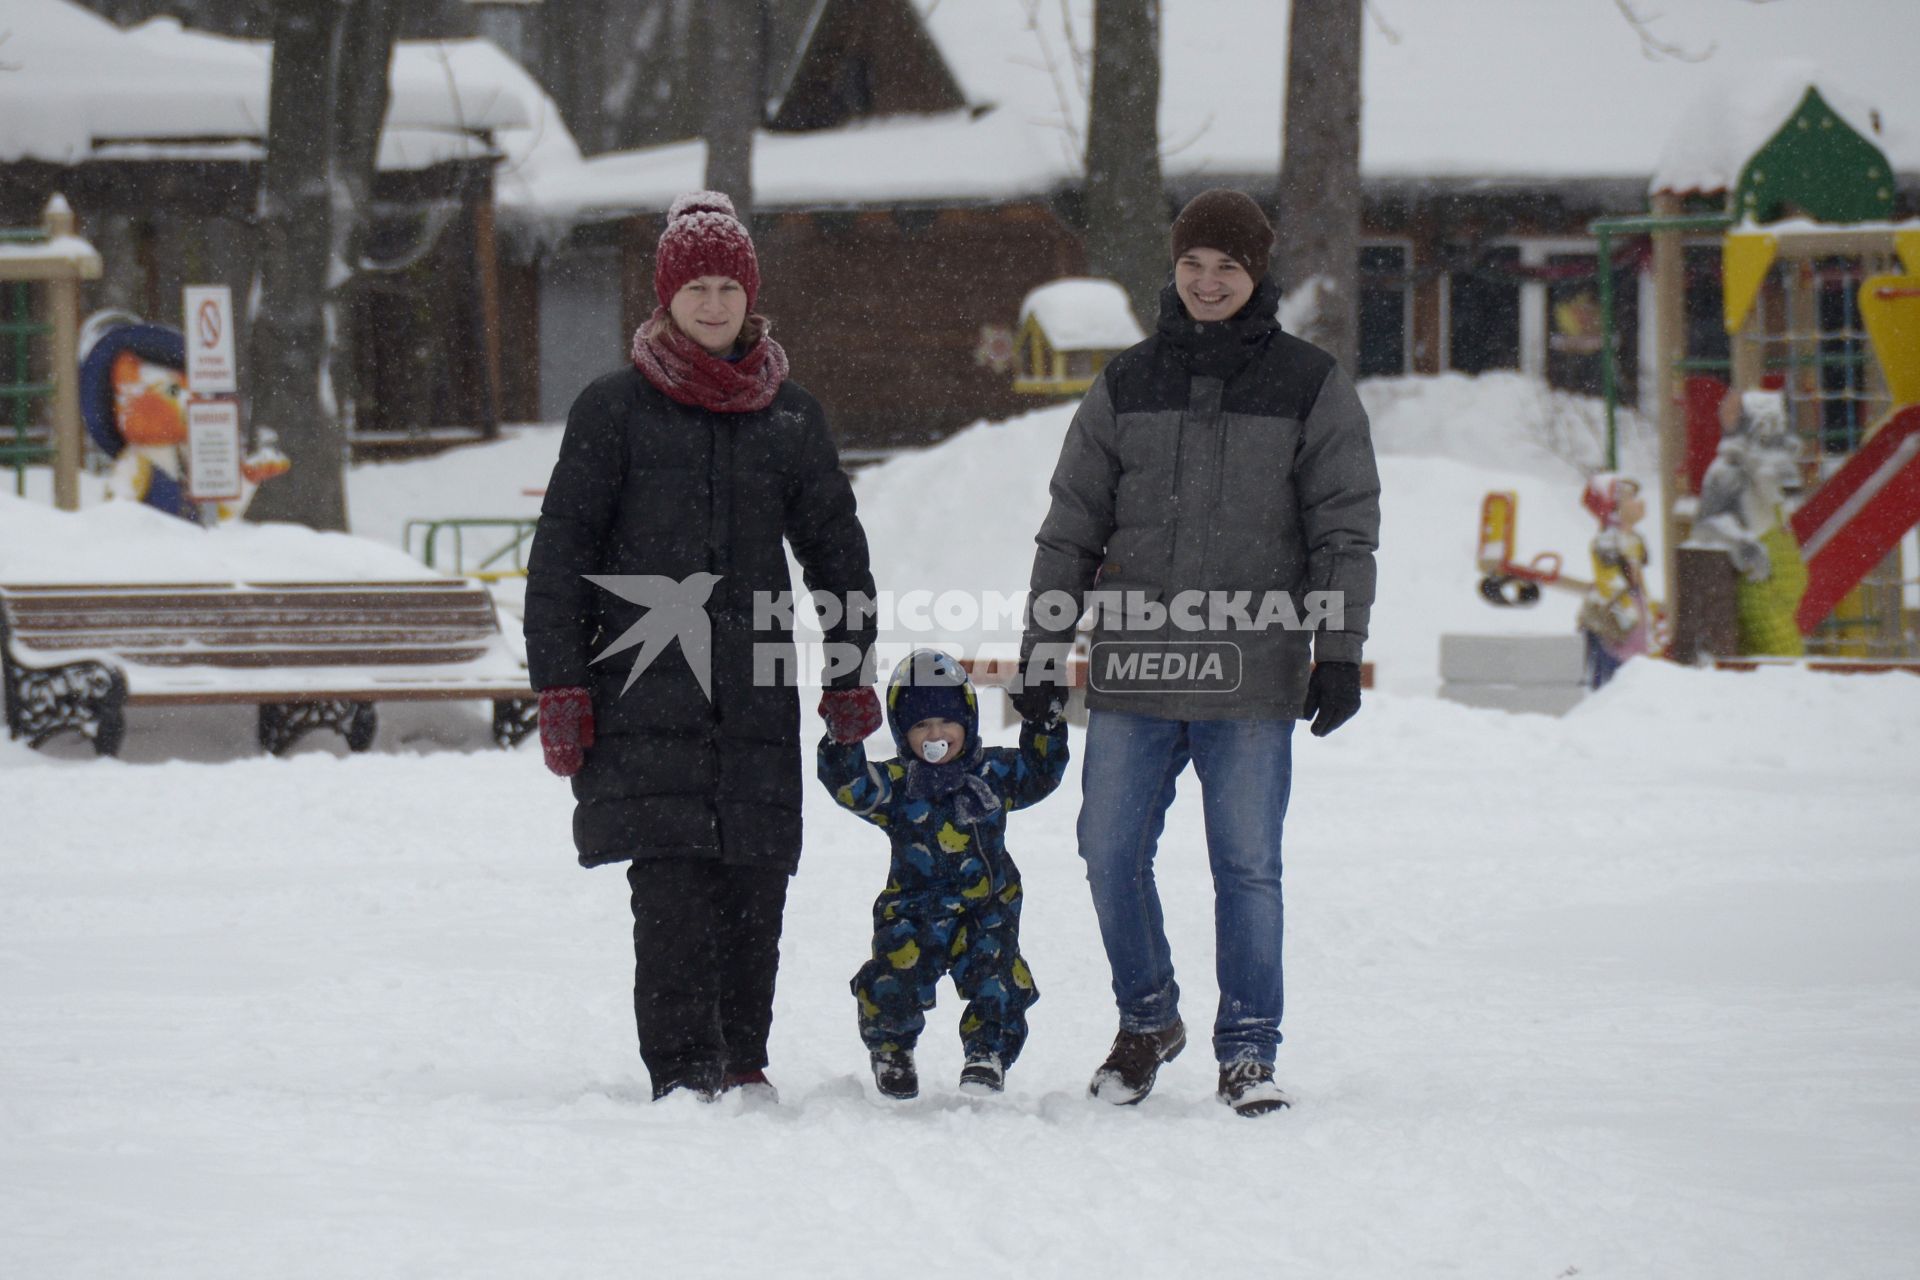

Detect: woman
[525,192,880,1102]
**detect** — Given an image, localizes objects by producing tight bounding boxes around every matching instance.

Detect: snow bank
[0,491,436,583]
[3,652,1917,1278]
[347,426,557,542]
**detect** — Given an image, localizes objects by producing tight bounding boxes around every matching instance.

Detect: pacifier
[919,739,950,763]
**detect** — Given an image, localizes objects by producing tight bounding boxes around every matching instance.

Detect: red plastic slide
[1789,405,1920,633]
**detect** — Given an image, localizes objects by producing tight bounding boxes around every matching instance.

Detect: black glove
[1303,661,1362,738]
[1010,668,1067,727]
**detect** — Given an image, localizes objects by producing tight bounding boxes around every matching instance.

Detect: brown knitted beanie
[1169,188,1274,280]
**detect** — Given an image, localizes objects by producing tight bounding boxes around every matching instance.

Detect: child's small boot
[959,1050,1004,1096]
[870,1048,918,1100]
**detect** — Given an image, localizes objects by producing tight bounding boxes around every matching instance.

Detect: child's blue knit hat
[885,649,978,758]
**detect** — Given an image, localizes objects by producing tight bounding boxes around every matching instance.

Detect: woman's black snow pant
[626,858,790,1097]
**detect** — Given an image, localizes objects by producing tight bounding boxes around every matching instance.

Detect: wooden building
[0,3,540,453]
[498,0,1918,451]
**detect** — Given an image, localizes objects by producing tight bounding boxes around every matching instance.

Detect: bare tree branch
[1362,1,1402,45]
[1017,0,1085,167]
[1059,0,1091,102]
[1611,0,1713,62]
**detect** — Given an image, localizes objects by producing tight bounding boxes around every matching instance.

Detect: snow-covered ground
[4,375,1918,1278]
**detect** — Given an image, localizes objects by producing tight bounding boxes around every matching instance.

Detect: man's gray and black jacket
[1024,281,1381,721]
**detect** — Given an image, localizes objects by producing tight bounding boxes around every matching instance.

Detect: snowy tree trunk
[703,0,766,223]
[1277,0,1363,372]
[535,0,614,154]
[244,0,400,532]
[1084,0,1166,325]
[529,0,704,155]
[325,5,405,451]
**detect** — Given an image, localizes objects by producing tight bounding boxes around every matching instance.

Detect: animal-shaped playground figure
[1577,473,1654,688]
[78,312,289,524]
[1688,388,1807,656]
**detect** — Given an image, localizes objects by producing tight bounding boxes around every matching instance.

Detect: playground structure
[1589,85,1920,663]
[0,196,101,509]
[1475,490,1589,606]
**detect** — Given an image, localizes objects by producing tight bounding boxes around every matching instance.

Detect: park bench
[0,580,537,757]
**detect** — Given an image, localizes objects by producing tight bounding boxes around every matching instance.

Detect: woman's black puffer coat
[525,367,876,871]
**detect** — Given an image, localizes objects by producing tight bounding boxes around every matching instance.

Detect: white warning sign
[187,399,243,502]
[183,284,237,395]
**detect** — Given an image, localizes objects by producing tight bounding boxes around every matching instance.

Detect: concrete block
[1439,633,1588,686]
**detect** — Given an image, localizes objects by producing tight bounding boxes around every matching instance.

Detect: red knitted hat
[655,191,761,311]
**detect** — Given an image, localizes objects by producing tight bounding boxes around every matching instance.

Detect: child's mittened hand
[1011,678,1065,727]
[819,686,882,744]
[538,686,594,776]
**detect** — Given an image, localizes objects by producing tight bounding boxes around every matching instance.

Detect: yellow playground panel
[1858,269,1920,410]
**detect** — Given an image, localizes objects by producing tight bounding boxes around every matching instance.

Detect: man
[1016,188,1380,1117]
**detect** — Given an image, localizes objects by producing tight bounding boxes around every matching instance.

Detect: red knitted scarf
[630,310,790,413]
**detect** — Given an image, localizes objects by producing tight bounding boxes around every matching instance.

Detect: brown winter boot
[1088,1019,1187,1105]
[1217,1059,1293,1117]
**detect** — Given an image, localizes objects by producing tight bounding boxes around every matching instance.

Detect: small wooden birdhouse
[1012,278,1145,396]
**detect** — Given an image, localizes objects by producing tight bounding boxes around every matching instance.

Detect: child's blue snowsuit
[818,650,1068,1066]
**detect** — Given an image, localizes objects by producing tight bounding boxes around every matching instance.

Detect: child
[1578,472,1654,688]
[819,648,1068,1100]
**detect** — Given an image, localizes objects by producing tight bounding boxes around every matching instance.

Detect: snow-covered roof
[423,39,581,203]
[503,0,1918,224]
[934,0,1920,183]
[1650,61,1893,198]
[0,0,557,174]
[516,109,1063,224]
[1018,279,1145,351]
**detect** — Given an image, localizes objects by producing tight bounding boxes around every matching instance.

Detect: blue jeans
[1077,709,1294,1065]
